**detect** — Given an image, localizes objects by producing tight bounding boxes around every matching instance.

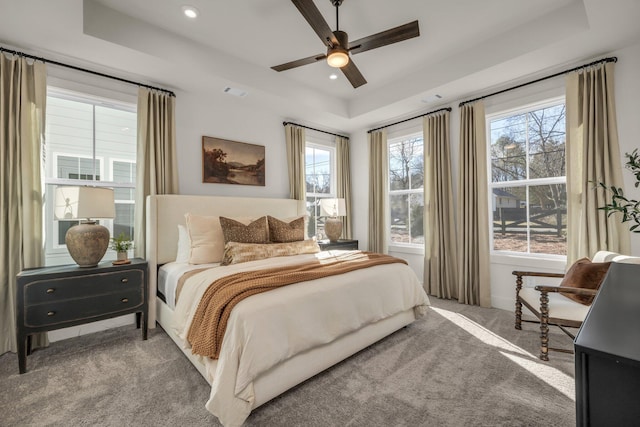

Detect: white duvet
[173,251,429,427]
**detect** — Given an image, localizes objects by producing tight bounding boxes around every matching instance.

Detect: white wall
[175,90,290,199]
[350,40,640,312]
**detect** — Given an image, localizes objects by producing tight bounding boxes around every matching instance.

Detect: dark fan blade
[341,60,367,88]
[348,20,419,55]
[291,0,339,47]
[271,53,327,72]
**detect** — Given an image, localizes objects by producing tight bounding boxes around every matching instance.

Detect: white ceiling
[1,0,640,133]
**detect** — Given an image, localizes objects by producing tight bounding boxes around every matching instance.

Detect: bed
[146,194,429,426]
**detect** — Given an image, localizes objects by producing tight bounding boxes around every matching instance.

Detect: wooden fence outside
[493,207,566,237]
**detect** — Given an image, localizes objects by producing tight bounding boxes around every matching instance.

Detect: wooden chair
[512,251,619,361]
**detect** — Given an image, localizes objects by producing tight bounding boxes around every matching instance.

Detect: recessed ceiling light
[182,5,199,19]
[329,73,338,80]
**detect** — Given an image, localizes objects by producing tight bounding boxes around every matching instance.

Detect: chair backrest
[592,251,622,263]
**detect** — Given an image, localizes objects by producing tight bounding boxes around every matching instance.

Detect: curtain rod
[459,56,617,107]
[367,107,452,134]
[282,121,349,140]
[0,46,176,97]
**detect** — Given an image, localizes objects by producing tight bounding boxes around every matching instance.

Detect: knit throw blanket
[186,251,407,359]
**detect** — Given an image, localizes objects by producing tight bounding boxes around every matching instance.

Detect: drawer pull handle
[121,278,129,283]
[121,298,129,303]
[47,311,55,317]
[46,288,55,294]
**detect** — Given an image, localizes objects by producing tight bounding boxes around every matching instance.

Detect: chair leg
[515,274,523,330]
[539,290,550,361]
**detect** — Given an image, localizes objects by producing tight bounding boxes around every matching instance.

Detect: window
[388,133,424,246]
[305,143,335,239]
[488,98,566,256]
[44,89,137,265]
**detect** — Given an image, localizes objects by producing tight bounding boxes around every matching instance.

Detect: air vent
[421,94,442,103]
[223,87,248,97]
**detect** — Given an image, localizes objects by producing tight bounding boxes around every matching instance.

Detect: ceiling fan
[271,0,420,88]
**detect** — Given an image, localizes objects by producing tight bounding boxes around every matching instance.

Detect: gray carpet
[0,298,576,426]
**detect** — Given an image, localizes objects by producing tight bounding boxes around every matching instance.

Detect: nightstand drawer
[23,270,143,304]
[24,287,144,328]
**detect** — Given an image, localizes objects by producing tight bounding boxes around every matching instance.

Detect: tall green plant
[597,149,640,232]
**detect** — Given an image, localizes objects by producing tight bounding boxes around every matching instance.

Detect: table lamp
[320,198,346,242]
[54,186,115,267]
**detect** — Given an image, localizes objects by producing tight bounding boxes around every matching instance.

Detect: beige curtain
[423,111,458,299]
[134,88,179,258]
[458,102,491,307]
[368,130,388,253]
[336,135,352,239]
[566,62,629,262]
[285,124,306,201]
[0,54,48,355]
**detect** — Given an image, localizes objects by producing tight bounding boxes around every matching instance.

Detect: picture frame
[202,136,265,186]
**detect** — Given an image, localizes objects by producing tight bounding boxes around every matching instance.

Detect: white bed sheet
[158,261,220,309]
[173,251,430,427]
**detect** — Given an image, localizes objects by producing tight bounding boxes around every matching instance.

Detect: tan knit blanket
[186,251,407,359]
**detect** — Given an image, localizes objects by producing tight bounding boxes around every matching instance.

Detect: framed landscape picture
[202,136,265,186]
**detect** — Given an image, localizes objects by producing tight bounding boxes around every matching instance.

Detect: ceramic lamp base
[65,221,109,267]
[324,217,343,242]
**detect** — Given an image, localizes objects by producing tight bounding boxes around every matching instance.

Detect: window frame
[486,95,567,259]
[44,87,137,264]
[387,130,425,251]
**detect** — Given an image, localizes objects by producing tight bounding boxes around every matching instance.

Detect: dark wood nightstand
[318,239,359,251]
[16,258,148,374]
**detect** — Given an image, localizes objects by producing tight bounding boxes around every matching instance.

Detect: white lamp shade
[54,186,115,220]
[320,198,346,217]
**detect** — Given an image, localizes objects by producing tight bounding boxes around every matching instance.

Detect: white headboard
[145,194,305,327]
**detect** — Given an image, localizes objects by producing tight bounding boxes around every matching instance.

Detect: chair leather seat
[519,287,591,322]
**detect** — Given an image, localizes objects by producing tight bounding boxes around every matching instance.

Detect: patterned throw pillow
[221,240,320,265]
[219,216,269,244]
[268,215,305,243]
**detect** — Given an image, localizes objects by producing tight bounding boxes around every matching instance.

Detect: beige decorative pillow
[268,215,305,243]
[222,239,320,266]
[220,216,269,244]
[175,224,191,263]
[185,214,253,264]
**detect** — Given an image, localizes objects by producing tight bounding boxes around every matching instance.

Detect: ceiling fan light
[327,49,349,68]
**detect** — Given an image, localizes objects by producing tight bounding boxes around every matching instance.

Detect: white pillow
[175,224,191,263]
[185,213,253,264]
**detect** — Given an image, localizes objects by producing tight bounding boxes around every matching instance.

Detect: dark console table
[574,262,640,426]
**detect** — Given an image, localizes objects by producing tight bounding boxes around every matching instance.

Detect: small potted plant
[110,232,134,262]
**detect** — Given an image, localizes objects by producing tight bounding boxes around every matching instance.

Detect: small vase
[117,251,128,261]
